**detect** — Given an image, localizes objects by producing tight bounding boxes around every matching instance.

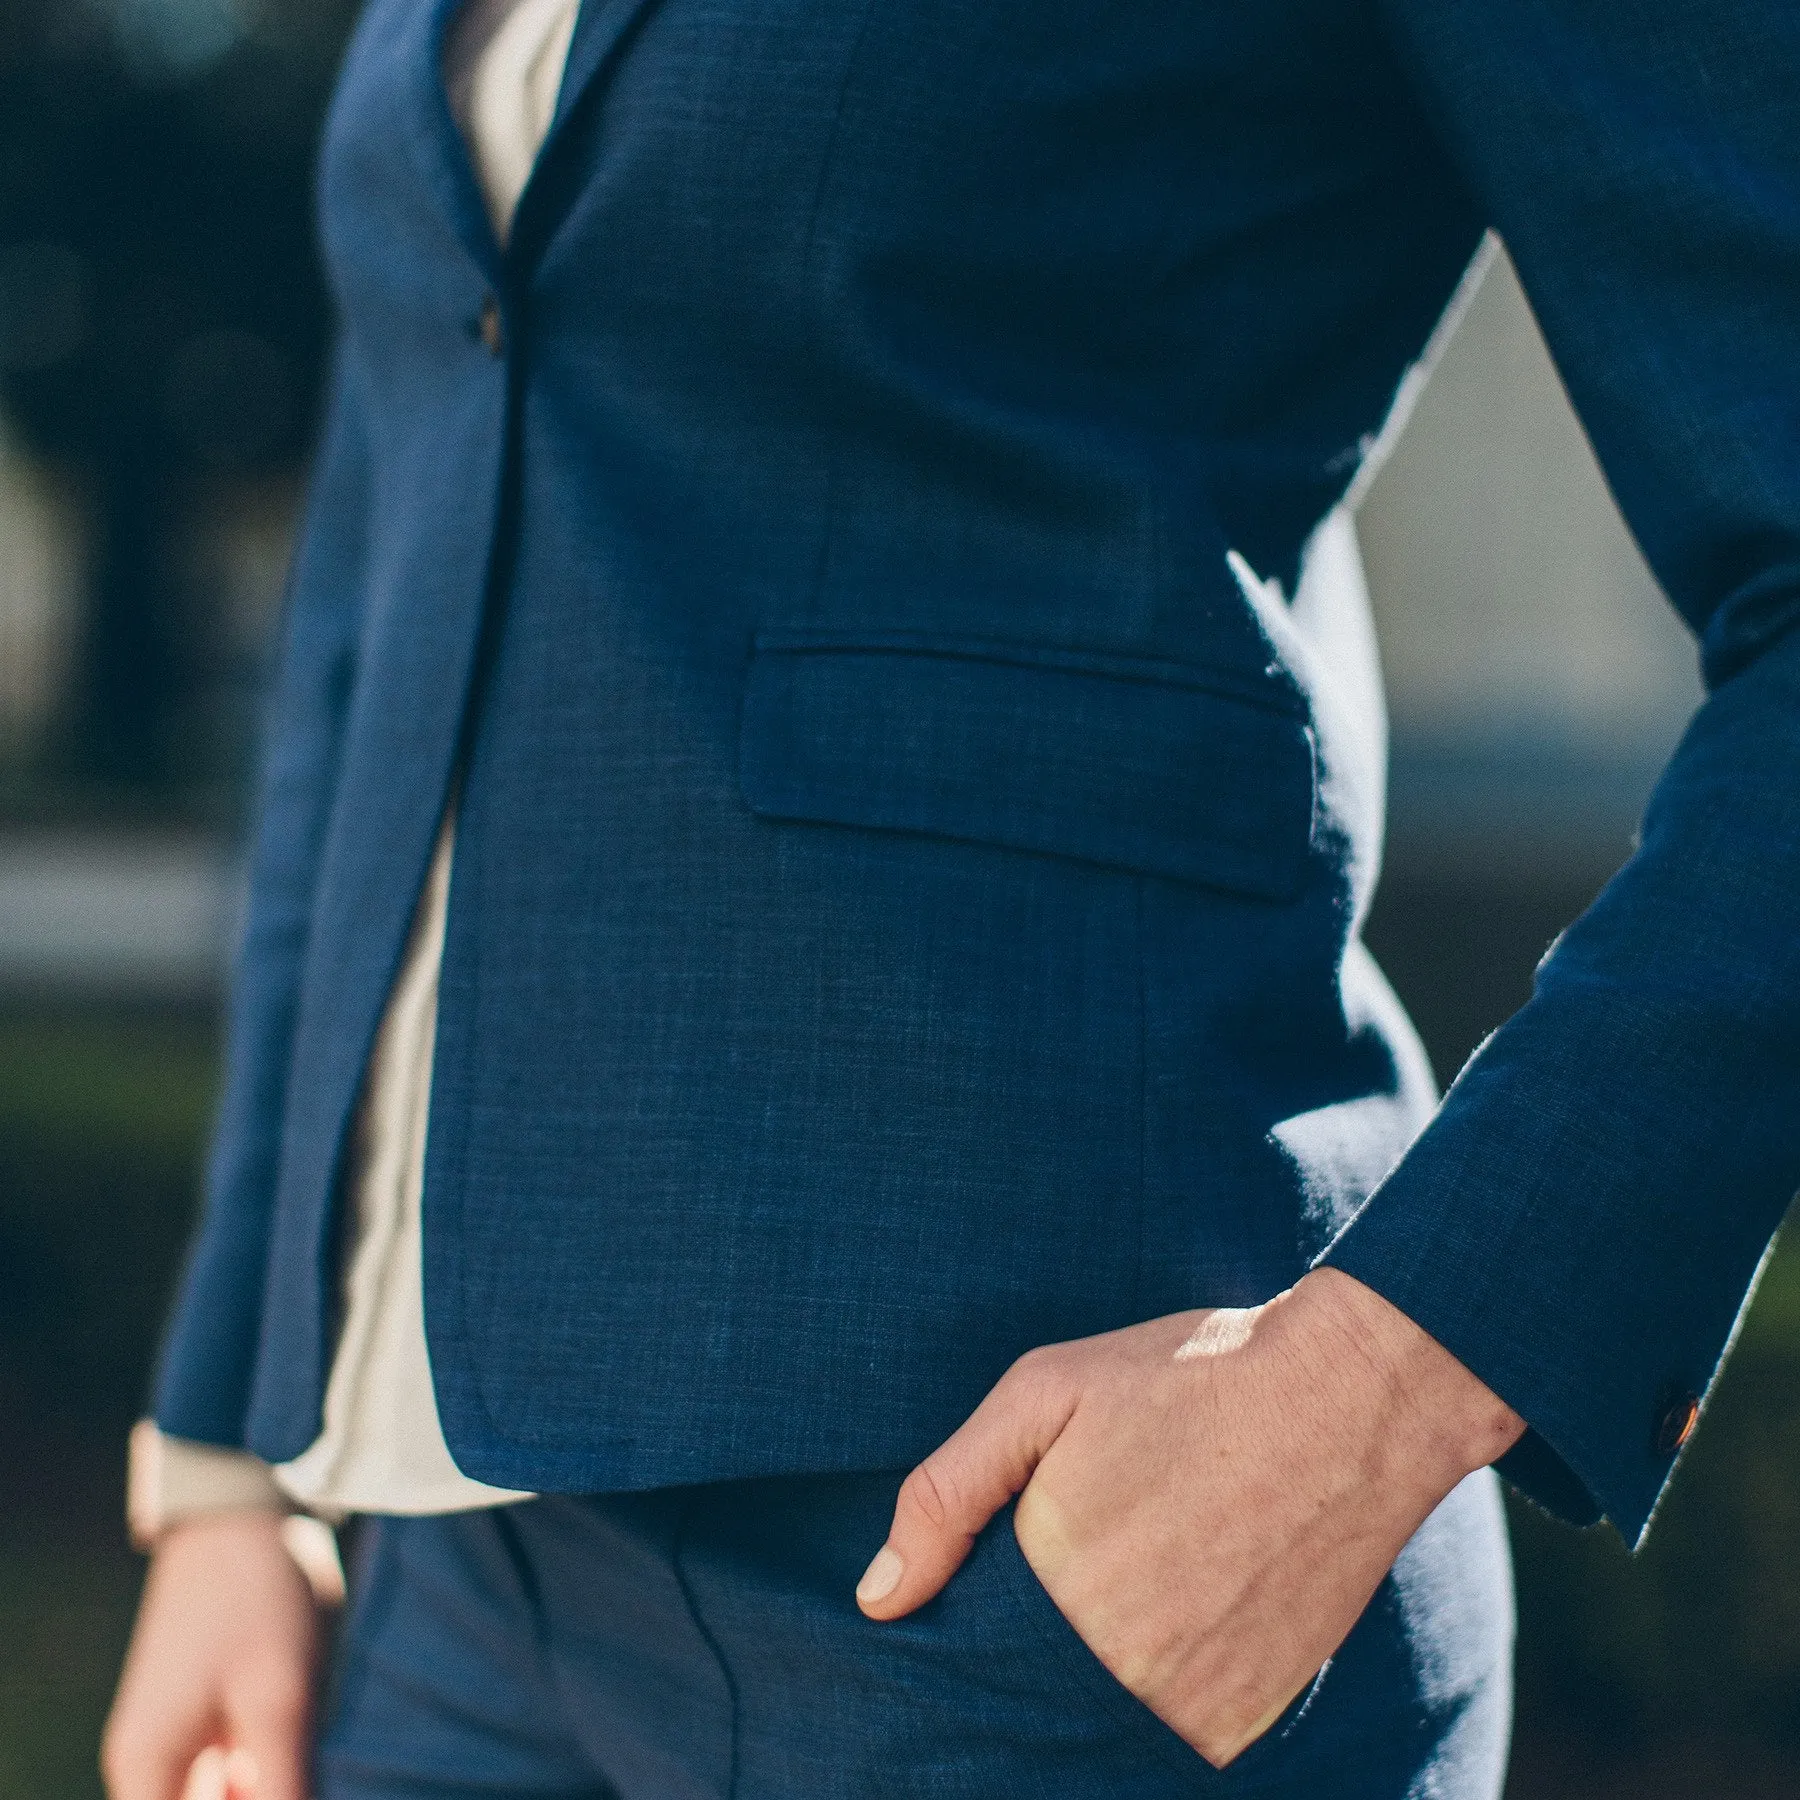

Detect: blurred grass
[0,1014,217,1165]
[1,1000,1797,1798]
[0,1533,141,1800]
[0,1009,216,1443]
[0,1009,215,1800]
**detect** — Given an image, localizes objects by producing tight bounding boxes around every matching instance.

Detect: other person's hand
[103,1510,324,1800]
[856,1267,1525,1768]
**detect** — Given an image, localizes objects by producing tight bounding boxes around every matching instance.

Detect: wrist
[1282,1269,1525,1493]
[127,1421,347,1606]
[155,1508,347,1609]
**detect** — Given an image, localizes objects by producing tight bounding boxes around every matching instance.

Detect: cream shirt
[141,0,581,1528]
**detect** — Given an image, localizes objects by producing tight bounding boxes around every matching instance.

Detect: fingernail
[856,1545,904,1605]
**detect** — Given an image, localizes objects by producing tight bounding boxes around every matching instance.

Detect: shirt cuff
[127,1418,293,1548]
[127,1421,347,1604]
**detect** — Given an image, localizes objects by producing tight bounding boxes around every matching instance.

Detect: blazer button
[477,295,504,358]
[1654,1393,1700,1457]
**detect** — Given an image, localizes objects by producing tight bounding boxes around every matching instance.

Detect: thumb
[180,1747,230,1800]
[857,1348,1078,1620]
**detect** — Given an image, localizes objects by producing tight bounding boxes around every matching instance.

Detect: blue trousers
[318,1469,1514,1799]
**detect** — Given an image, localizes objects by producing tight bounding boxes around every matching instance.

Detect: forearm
[1323,626,1800,1541]
[152,341,372,1445]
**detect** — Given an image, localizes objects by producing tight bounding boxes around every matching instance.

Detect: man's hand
[103,1511,324,1800]
[855,1268,1524,1768]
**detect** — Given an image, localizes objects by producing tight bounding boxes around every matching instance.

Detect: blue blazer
[155,0,1800,1546]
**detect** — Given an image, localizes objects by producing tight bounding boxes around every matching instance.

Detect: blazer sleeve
[1319,0,1800,1544]
[151,340,373,1448]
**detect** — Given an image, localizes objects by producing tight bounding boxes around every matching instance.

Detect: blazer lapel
[403,0,507,279]
[505,0,664,260]
[398,0,663,280]
[547,0,661,137]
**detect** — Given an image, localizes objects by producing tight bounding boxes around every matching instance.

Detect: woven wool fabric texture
[154,0,1800,1556]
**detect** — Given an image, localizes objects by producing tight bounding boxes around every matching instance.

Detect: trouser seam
[490,1500,554,1649]
[670,1494,741,1800]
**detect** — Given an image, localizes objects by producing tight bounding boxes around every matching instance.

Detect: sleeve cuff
[127,1419,294,1548]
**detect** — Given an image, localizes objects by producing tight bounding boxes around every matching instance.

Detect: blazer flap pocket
[740,635,1316,899]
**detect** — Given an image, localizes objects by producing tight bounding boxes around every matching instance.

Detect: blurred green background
[1,0,1797,1794]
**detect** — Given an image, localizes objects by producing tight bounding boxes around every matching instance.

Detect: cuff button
[1654,1393,1700,1457]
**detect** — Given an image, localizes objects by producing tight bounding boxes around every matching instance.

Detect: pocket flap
[739,634,1316,899]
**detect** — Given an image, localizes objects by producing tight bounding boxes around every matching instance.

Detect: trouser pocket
[987,1502,1328,1790]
